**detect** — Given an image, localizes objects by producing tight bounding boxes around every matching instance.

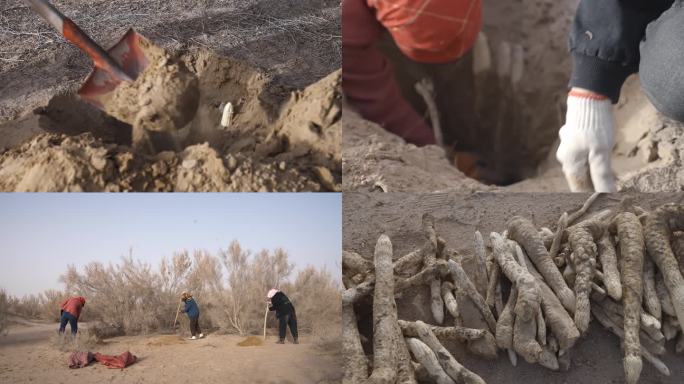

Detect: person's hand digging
[556,89,617,192]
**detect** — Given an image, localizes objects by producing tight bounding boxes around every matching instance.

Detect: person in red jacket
[59,296,86,335]
[342,0,482,146]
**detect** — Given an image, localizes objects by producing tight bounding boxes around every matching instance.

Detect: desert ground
[342,0,684,193]
[0,0,341,191]
[0,318,341,384]
[343,192,684,383]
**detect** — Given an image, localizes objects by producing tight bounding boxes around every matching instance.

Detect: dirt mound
[342,109,491,193]
[0,51,341,192]
[237,336,264,347]
[100,38,199,149]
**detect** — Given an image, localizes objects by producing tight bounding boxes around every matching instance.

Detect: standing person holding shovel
[267,289,298,344]
[179,292,204,340]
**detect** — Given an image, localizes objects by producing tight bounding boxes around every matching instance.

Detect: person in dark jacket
[59,296,86,335]
[180,292,203,340]
[267,289,298,344]
[557,0,680,192]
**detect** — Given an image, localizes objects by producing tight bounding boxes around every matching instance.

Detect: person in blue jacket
[180,292,204,340]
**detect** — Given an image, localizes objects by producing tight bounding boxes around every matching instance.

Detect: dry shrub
[283,266,341,349]
[50,328,101,352]
[49,240,339,338]
[0,288,68,323]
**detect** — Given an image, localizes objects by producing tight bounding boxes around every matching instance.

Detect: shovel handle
[23,0,133,82]
[173,300,182,328]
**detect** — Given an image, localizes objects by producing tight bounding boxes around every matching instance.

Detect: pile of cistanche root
[342,194,684,384]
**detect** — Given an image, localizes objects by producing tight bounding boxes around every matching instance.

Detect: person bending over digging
[180,292,204,340]
[342,0,481,147]
[267,289,298,344]
[59,296,86,336]
[558,0,683,192]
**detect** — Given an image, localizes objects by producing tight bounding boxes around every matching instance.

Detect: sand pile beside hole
[237,336,264,347]
[342,109,491,193]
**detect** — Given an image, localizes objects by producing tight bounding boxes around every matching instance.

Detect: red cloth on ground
[60,297,86,319]
[68,351,94,369]
[93,351,137,368]
[342,0,481,146]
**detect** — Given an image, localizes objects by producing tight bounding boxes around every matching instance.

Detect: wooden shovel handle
[173,300,182,328]
[24,0,133,82]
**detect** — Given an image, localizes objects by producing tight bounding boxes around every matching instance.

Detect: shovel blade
[78,28,150,109]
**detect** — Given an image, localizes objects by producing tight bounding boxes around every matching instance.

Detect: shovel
[24,0,150,109]
[263,304,269,340]
[172,300,182,330]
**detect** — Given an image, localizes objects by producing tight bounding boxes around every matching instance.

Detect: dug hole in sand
[0,47,341,192]
[342,0,684,193]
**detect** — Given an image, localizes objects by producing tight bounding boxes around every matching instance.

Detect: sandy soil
[343,192,684,384]
[342,0,684,193]
[0,320,341,384]
[0,0,340,191]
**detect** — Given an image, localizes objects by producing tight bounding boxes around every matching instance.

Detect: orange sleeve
[342,0,435,145]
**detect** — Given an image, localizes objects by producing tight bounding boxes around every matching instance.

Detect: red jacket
[61,296,86,319]
[343,0,481,145]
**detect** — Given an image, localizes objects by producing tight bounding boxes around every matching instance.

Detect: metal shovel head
[78,28,150,109]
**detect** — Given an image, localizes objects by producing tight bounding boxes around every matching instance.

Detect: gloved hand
[556,90,617,192]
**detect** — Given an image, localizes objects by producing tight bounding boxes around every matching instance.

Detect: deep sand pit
[0,321,341,384]
[0,50,341,192]
[342,0,684,192]
[343,192,684,384]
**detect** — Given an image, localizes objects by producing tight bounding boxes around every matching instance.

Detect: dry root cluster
[343,194,684,384]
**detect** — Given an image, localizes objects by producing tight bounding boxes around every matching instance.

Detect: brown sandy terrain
[0,320,342,384]
[342,0,684,193]
[343,192,684,384]
[0,0,340,191]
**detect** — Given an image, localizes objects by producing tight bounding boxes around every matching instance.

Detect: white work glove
[556,93,617,192]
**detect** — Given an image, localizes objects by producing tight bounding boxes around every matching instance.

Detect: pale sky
[0,193,341,297]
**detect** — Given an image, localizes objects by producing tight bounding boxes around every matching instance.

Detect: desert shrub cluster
[3,240,340,342]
